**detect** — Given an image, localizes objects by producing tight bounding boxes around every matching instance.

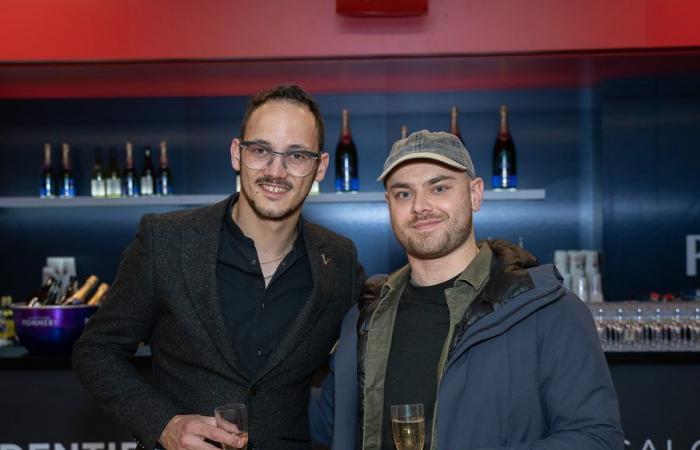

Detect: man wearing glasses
[74,85,365,450]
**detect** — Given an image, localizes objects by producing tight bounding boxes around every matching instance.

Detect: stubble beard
[392,200,473,260]
[241,175,310,221]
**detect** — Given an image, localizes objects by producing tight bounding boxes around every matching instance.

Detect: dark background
[2,352,698,449]
[1,77,699,301]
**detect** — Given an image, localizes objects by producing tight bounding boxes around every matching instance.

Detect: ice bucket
[10,303,98,355]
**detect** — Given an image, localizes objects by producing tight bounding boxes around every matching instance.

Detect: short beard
[242,175,305,221]
[392,200,473,260]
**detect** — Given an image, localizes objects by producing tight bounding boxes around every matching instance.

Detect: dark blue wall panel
[2,80,698,302]
[600,78,700,300]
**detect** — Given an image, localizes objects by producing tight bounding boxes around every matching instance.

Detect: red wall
[0,0,699,62]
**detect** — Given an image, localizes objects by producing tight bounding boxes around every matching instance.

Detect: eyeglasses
[239,141,322,177]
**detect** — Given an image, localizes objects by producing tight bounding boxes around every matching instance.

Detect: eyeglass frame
[238,140,324,177]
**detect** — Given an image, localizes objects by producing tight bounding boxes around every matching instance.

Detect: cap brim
[377,152,468,182]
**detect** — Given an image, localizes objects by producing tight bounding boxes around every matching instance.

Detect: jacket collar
[181,195,246,380]
[446,240,568,366]
[252,221,333,382]
[379,265,410,300]
[379,242,493,298]
[181,193,332,382]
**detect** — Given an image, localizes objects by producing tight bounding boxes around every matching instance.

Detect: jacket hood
[477,238,539,315]
[447,240,566,366]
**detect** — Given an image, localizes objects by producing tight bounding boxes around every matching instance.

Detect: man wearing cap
[310,130,624,449]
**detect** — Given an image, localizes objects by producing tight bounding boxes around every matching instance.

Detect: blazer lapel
[254,222,333,382]
[181,196,247,381]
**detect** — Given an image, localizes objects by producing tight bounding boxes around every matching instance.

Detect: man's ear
[470,177,484,212]
[314,152,330,182]
[230,138,241,172]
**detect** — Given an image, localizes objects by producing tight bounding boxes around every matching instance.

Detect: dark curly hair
[239,84,325,152]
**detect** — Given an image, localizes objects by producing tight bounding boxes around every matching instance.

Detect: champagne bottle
[310,180,320,194]
[450,106,464,144]
[39,143,56,198]
[59,143,76,198]
[0,296,15,345]
[335,108,359,192]
[400,125,408,139]
[27,276,57,306]
[90,147,107,197]
[156,140,172,196]
[123,142,139,197]
[87,282,109,306]
[492,105,517,190]
[106,146,123,197]
[62,275,99,305]
[56,275,78,305]
[140,147,156,196]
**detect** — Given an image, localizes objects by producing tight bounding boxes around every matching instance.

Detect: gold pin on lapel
[321,253,331,266]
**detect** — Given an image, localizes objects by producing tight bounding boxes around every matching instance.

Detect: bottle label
[141,175,154,196]
[335,157,359,192]
[310,180,320,194]
[91,179,106,197]
[123,175,138,196]
[39,176,55,198]
[158,176,170,196]
[493,148,517,189]
[106,178,122,197]
[492,174,518,190]
[60,178,75,197]
[335,177,359,192]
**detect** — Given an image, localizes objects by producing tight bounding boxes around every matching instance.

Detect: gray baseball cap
[377,130,476,182]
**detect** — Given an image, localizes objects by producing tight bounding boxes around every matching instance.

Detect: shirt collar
[455,243,492,291]
[382,242,493,297]
[224,193,306,259]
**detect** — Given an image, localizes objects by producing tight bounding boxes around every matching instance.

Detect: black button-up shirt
[217,197,312,381]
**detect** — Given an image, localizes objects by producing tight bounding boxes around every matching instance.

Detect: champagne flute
[214,403,249,450]
[391,403,425,450]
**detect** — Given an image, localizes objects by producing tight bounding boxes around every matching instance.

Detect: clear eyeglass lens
[243,144,315,176]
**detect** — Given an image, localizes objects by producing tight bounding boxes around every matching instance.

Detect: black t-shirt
[381,275,456,450]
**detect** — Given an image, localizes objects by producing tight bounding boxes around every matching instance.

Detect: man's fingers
[208,425,248,448]
[190,419,247,449]
[179,432,221,450]
[161,415,225,450]
[160,414,247,450]
[199,416,217,427]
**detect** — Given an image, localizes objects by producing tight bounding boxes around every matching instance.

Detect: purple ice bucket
[10,303,98,355]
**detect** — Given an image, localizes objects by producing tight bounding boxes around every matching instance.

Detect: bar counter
[1,345,699,449]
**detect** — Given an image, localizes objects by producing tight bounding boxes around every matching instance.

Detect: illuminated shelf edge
[0,189,545,208]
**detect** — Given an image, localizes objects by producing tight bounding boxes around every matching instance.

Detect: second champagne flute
[391,403,425,450]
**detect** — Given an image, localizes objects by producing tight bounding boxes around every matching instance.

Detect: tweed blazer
[73,194,364,450]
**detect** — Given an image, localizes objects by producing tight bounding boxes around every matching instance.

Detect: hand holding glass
[391,403,425,450]
[214,403,249,450]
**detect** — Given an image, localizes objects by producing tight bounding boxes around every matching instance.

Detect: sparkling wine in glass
[391,403,425,450]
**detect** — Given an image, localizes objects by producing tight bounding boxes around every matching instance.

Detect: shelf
[484,189,545,200]
[0,195,231,208]
[0,190,545,208]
